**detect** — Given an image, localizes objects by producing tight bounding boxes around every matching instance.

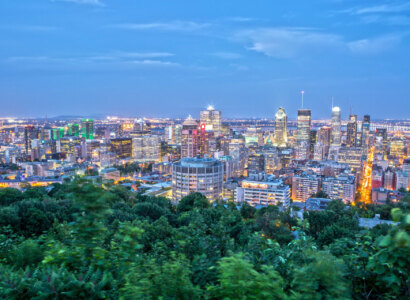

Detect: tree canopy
[0,181,408,299]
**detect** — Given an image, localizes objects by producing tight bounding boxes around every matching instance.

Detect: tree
[208,254,286,299]
[291,251,350,300]
[314,190,329,199]
[367,210,410,298]
[177,193,210,212]
[0,188,23,206]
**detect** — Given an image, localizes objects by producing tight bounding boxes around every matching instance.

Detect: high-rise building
[199,124,215,158]
[172,157,224,202]
[67,124,80,137]
[273,107,288,148]
[330,106,341,146]
[84,140,101,160]
[318,127,331,146]
[228,138,247,177]
[81,119,94,140]
[337,147,363,172]
[263,148,280,174]
[310,130,317,156]
[361,115,370,149]
[52,128,65,141]
[346,114,358,147]
[200,105,222,136]
[110,138,132,159]
[291,173,321,202]
[58,137,82,157]
[375,128,388,154]
[296,109,311,160]
[383,168,396,190]
[247,154,265,175]
[181,115,200,158]
[390,138,405,159]
[132,135,161,162]
[313,143,326,161]
[322,174,356,203]
[24,126,40,154]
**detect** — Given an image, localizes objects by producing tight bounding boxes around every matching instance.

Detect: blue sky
[0,0,409,119]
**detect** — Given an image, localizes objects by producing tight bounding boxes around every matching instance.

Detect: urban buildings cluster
[0,102,409,208]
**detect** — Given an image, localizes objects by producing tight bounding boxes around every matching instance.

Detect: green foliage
[0,181,408,299]
[208,254,286,300]
[291,251,350,300]
[177,192,210,212]
[0,188,23,206]
[367,210,410,299]
[314,190,329,199]
[121,255,201,299]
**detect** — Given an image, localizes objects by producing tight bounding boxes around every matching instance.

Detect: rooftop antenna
[301,90,305,108]
[331,96,334,109]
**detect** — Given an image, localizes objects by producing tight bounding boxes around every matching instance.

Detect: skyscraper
[361,115,370,150]
[81,119,94,140]
[24,125,40,154]
[273,107,288,148]
[67,124,80,137]
[200,105,222,136]
[346,114,358,147]
[330,106,341,147]
[296,109,311,159]
[181,115,200,158]
[110,138,132,159]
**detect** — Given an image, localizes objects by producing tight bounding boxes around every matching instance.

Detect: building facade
[172,157,224,202]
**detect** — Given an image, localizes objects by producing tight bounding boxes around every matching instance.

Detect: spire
[301,90,305,109]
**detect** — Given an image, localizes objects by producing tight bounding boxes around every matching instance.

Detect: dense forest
[0,179,408,299]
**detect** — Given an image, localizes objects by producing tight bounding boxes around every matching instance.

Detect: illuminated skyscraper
[390,138,405,159]
[200,105,222,136]
[81,119,94,140]
[181,115,199,158]
[346,114,358,147]
[296,109,311,159]
[330,106,341,146]
[67,124,80,137]
[52,128,65,141]
[24,125,40,154]
[273,107,288,148]
[110,138,132,159]
[199,124,215,158]
[361,115,370,150]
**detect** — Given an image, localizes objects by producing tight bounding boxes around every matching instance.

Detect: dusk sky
[1,0,409,119]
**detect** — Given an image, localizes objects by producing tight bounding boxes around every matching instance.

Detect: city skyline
[1,0,410,119]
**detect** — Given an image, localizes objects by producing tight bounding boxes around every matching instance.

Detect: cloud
[4,52,179,68]
[130,60,180,67]
[51,0,104,6]
[347,34,404,54]
[338,2,410,26]
[116,52,174,58]
[226,17,256,22]
[352,3,410,15]
[236,27,404,58]
[109,21,210,32]
[237,27,342,58]
[212,52,242,59]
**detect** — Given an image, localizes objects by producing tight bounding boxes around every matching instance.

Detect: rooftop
[175,157,222,168]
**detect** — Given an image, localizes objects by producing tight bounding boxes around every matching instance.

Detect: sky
[0,0,409,119]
